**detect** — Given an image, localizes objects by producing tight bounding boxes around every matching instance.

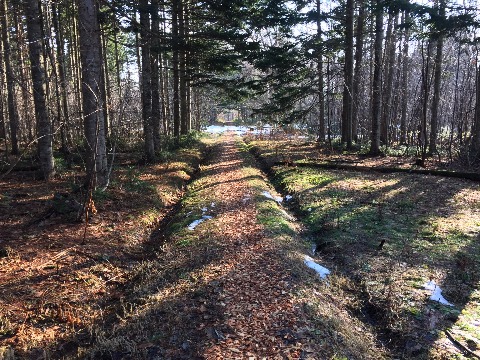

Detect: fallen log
[273,161,480,182]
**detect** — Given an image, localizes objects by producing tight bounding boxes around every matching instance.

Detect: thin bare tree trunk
[370,0,383,155]
[139,0,155,161]
[1,0,19,155]
[341,0,354,148]
[429,0,445,155]
[179,0,188,135]
[172,0,180,141]
[399,10,410,145]
[470,62,480,160]
[151,0,162,150]
[352,0,365,142]
[381,13,397,146]
[316,0,325,143]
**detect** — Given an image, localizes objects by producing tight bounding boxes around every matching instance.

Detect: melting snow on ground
[262,191,283,203]
[205,125,249,135]
[205,125,272,136]
[285,195,293,201]
[188,216,213,231]
[304,255,330,279]
[423,281,454,306]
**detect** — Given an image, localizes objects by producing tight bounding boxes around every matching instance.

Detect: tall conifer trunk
[352,0,365,142]
[370,0,383,155]
[172,0,180,141]
[77,0,108,188]
[429,0,445,155]
[151,0,162,150]
[139,0,155,161]
[341,0,354,148]
[179,0,188,135]
[316,0,325,143]
[24,0,55,180]
[399,11,410,145]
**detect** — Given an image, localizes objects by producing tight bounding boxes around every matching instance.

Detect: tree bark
[316,0,325,143]
[179,0,188,135]
[370,0,383,155]
[151,0,162,150]
[172,0,181,141]
[139,0,155,161]
[420,40,433,165]
[471,62,480,160]
[429,0,445,155]
[14,10,34,143]
[77,0,108,188]
[381,12,398,146]
[1,0,19,155]
[399,10,410,145]
[24,0,55,180]
[341,0,354,148]
[352,0,365,143]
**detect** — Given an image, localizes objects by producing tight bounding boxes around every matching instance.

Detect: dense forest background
[0,0,479,187]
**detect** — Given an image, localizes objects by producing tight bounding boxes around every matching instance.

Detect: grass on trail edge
[237,138,388,359]
[246,137,480,359]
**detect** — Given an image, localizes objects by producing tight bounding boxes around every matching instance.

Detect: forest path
[100,131,329,359]
[88,131,385,359]
[172,132,313,358]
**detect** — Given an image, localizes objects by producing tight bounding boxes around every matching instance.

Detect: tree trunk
[139,0,155,161]
[77,0,108,189]
[420,40,433,165]
[316,0,325,143]
[101,29,110,140]
[14,10,34,143]
[341,0,354,148]
[470,63,480,160]
[381,12,398,146]
[172,0,180,141]
[24,0,55,180]
[179,0,188,135]
[1,0,19,155]
[399,10,410,144]
[370,0,383,155]
[429,0,445,155]
[0,41,6,155]
[352,0,365,143]
[151,0,162,151]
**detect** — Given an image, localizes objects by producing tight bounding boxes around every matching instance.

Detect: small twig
[445,330,480,359]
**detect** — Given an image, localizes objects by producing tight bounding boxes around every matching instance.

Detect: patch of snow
[188,215,213,231]
[304,255,330,279]
[423,281,454,306]
[285,195,293,201]
[205,125,249,136]
[308,208,312,212]
[211,202,215,208]
[262,191,283,203]
[201,207,208,213]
